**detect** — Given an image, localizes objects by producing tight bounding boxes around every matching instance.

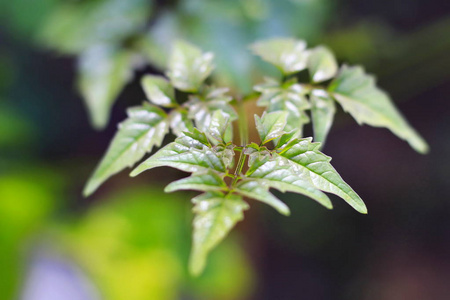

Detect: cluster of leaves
[84,38,428,275]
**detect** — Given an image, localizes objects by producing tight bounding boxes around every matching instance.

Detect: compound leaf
[141,75,177,107]
[167,40,214,92]
[84,103,169,196]
[329,65,429,154]
[307,46,338,83]
[190,192,248,275]
[310,89,336,145]
[250,38,308,74]
[278,138,367,213]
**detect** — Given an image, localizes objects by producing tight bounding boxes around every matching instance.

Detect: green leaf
[307,46,338,83]
[329,65,429,154]
[130,133,226,177]
[165,171,227,193]
[84,103,169,196]
[190,192,248,275]
[167,40,215,92]
[235,180,290,215]
[278,138,367,213]
[188,97,237,133]
[255,111,288,144]
[246,155,333,209]
[215,144,235,169]
[255,78,309,107]
[182,128,211,147]
[77,45,134,129]
[276,130,299,149]
[169,109,195,136]
[310,89,336,145]
[250,38,308,74]
[209,110,232,144]
[141,75,177,107]
[37,0,152,54]
[255,78,310,135]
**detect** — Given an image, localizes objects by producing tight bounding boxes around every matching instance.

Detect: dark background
[1,0,449,299]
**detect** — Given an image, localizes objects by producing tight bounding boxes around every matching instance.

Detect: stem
[232,97,249,187]
[237,97,248,147]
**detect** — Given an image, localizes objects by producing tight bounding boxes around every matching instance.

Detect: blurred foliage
[3,0,333,129]
[51,187,254,300]
[0,171,63,300]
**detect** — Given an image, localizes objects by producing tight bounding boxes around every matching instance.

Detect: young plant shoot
[84,38,428,275]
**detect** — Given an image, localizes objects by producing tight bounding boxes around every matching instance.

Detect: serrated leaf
[276,130,299,148]
[255,79,310,135]
[215,144,235,169]
[310,89,336,145]
[182,128,211,147]
[190,192,248,275]
[165,170,227,193]
[169,109,195,136]
[329,65,429,154]
[278,138,367,213]
[255,78,309,107]
[167,40,214,92]
[78,45,134,129]
[307,46,338,83]
[84,103,169,196]
[255,111,288,144]
[209,110,231,143]
[130,133,226,177]
[235,180,290,215]
[188,96,237,133]
[250,38,308,74]
[141,75,177,107]
[246,155,332,209]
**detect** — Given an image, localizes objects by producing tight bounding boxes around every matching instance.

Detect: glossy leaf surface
[250,38,308,74]
[190,192,248,275]
[141,75,177,107]
[329,65,429,153]
[167,40,214,92]
[235,180,290,215]
[246,154,333,209]
[84,103,169,196]
[255,111,288,144]
[165,171,227,193]
[310,89,336,144]
[279,138,367,213]
[307,46,338,83]
[130,133,226,176]
[255,78,310,134]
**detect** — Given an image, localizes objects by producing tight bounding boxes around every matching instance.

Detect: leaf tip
[82,180,98,198]
[357,204,368,214]
[189,250,206,277]
[129,168,142,177]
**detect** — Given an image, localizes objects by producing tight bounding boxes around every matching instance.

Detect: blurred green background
[0,0,449,299]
